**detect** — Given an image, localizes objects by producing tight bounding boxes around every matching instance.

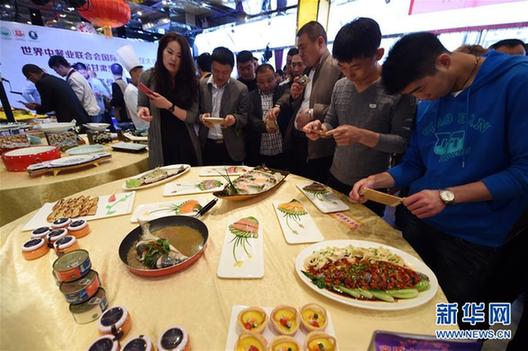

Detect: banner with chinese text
[0,21,157,109]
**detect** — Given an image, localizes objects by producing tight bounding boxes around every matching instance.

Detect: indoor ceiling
[0,0,273,40]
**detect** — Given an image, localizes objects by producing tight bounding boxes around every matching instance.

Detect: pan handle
[195,198,217,218]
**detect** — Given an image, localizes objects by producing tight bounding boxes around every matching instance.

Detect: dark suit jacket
[35,74,90,124]
[246,85,289,164]
[195,78,249,162]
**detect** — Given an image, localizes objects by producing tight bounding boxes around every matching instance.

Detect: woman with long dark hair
[138,32,201,167]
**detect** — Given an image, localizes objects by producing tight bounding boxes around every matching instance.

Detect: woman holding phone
[138,32,201,167]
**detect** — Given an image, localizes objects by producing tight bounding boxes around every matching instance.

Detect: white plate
[122,164,190,191]
[22,192,136,231]
[272,200,324,244]
[225,305,337,351]
[48,155,99,167]
[297,183,349,213]
[111,142,147,152]
[163,179,225,196]
[130,198,208,222]
[217,216,263,279]
[37,122,75,133]
[295,240,439,311]
[199,165,252,177]
[84,123,110,131]
[66,144,105,155]
[122,133,148,142]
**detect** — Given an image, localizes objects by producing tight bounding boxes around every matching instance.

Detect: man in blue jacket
[350,32,528,335]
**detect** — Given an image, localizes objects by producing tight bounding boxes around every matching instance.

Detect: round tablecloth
[0,167,452,350]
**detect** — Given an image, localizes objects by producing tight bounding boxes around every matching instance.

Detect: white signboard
[0,21,157,109]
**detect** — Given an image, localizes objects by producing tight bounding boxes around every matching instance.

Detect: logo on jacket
[434,131,465,157]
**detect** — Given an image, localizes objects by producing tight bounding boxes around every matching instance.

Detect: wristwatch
[439,189,455,205]
[167,103,175,113]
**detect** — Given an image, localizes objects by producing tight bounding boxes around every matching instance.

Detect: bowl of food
[118,215,209,277]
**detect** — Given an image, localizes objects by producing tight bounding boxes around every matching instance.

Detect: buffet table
[0,167,452,350]
[0,147,148,226]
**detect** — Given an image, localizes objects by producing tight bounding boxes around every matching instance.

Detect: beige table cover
[0,147,148,226]
[0,168,451,350]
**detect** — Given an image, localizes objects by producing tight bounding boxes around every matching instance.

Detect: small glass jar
[122,335,154,351]
[98,306,132,340]
[86,335,119,351]
[68,219,91,238]
[53,235,79,256]
[158,325,190,351]
[47,228,68,248]
[21,238,49,260]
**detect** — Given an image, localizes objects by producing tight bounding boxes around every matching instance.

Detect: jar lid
[21,238,46,252]
[86,335,119,351]
[51,217,72,228]
[68,219,88,231]
[98,306,128,333]
[123,335,153,351]
[32,226,51,238]
[54,235,77,250]
[158,326,188,351]
[48,229,68,242]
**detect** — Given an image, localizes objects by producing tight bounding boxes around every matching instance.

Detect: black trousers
[203,139,237,166]
[401,209,527,331]
[327,173,386,217]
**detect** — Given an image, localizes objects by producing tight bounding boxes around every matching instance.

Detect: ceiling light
[67,7,75,11]
[70,26,76,30]
[162,0,167,5]
[27,21,31,24]
[59,14,66,18]
[5,4,11,8]
[137,11,142,16]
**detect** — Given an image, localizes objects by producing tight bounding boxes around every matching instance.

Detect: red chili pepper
[311,320,320,328]
[248,346,259,351]
[244,322,252,330]
[279,317,291,328]
[108,193,116,202]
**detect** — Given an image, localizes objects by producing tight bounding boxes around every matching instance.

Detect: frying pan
[118,199,216,277]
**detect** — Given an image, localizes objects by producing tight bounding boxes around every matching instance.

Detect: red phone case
[138,83,155,96]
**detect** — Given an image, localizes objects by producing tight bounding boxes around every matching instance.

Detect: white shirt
[66,69,100,117]
[124,84,149,131]
[207,75,228,140]
[294,68,315,130]
[22,82,41,104]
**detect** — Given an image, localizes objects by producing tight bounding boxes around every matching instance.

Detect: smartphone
[297,74,310,86]
[138,82,156,97]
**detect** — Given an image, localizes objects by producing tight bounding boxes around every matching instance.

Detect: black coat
[35,74,90,124]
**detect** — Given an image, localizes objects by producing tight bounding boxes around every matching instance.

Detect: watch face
[440,190,455,203]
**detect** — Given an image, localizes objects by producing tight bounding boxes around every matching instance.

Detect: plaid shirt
[259,92,283,156]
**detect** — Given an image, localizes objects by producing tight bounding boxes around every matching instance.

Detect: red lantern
[78,0,131,36]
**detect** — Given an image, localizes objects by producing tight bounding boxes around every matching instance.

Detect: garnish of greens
[229,216,259,266]
[126,178,142,188]
[142,239,171,269]
[105,193,133,215]
[301,270,430,302]
[277,200,307,234]
[216,168,239,195]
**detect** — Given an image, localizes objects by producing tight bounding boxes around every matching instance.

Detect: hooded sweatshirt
[388,51,528,247]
